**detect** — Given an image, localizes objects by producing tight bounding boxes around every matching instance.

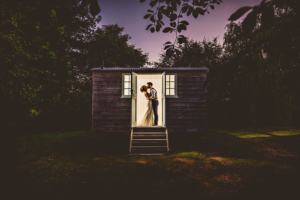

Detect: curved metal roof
[90,67,209,71]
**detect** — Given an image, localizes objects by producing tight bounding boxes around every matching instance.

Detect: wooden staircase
[129,127,169,155]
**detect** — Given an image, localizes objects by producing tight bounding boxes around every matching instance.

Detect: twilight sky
[97,0,261,62]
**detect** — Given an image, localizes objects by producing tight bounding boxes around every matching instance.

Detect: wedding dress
[138,92,154,126]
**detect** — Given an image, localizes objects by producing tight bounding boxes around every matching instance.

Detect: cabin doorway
[131,72,166,128]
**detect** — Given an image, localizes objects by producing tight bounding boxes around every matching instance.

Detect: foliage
[229,0,300,55]
[0,0,72,124]
[208,7,300,127]
[141,0,223,57]
[155,37,223,68]
[0,0,149,127]
[87,24,149,68]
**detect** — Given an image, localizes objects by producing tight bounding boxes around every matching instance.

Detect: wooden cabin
[90,67,209,154]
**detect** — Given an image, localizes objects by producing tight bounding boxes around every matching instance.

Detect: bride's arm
[144,92,149,100]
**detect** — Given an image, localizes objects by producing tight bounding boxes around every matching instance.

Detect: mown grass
[3,127,300,200]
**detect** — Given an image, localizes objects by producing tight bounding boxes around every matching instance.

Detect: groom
[147,82,159,126]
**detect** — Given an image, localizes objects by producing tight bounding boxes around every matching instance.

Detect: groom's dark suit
[150,87,159,125]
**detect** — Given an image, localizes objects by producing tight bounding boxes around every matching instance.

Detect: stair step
[131,146,167,148]
[132,141,167,146]
[133,136,166,140]
[133,128,166,132]
[130,128,169,154]
[132,139,167,140]
[133,132,165,134]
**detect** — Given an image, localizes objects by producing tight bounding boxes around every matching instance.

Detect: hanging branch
[141,0,223,57]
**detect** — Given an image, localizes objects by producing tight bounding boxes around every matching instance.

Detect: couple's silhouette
[138,82,159,126]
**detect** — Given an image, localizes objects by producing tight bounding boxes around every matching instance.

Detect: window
[166,74,178,98]
[122,73,131,98]
[121,73,178,98]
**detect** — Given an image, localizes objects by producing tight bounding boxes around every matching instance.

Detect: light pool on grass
[229,131,271,138]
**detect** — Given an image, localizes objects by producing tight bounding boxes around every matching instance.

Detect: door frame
[130,72,166,128]
[131,72,137,128]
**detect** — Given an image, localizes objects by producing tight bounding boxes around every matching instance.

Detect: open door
[131,72,138,127]
[162,71,166,127]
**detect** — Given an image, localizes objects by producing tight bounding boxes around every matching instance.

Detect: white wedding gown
[138,92,154,126]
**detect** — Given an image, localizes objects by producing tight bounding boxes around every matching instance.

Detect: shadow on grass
[3,126,300,200]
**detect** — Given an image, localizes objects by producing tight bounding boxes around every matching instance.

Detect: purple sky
[97,0,261,62]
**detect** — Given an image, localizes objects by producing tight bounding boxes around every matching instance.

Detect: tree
[156,37,223,68]
[141,0,223,57]
[0,0,102,126]
[87,24,149,69]
[229,0,300,55]
[209,7,300,127]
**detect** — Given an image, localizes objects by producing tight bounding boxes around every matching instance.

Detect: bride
[138,85,154,126]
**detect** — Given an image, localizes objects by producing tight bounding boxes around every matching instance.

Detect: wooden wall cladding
[166,71,207,132]
[92,71,207,133]
[92,71,131,133]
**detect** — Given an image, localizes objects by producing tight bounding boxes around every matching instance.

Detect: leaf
[180,20,189,26]
[187,7,193,16]
[164,44,173,50]
[147,9,154,13]
[163,27,174,33]
[146,24,152,30]
[210,5,214,10]
[177,25,182,33]
[192,10,199,18]
[144,14,152,19]
[158,20,165,26]
[170,22,176,28]
[166,48,174,57]
[242,10,257,33]
[158,12,163,20]
[177,36,187,44]
[177,24,186,33]
[171,1,177,12]
[170,13,177,21]
[182,5,188,13]
[196,7,205,15]
[150,15,155,23]
[140,0,146,2]
[156,24,161,32]
[228,6,253,21]
[164,41,172,45]
[150,27,155,33]
[150,0,158,7]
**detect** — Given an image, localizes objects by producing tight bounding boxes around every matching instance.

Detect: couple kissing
[138,82,159,126]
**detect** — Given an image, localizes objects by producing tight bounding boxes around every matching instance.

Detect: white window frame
[121,73,131,98]
[166,73,178,98]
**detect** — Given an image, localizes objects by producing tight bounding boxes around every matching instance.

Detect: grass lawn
[2,127,300,200]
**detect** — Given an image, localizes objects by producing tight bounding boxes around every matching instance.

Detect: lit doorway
[131,72,166,128]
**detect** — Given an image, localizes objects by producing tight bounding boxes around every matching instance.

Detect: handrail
[166,128,169,152]
[129,128,133,153]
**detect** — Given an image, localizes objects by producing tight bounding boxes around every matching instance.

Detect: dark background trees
[0,0,148,131]
[0,0,299,130]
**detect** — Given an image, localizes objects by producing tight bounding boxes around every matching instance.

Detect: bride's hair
[140,85,150,97]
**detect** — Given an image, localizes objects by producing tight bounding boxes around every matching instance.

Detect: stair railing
[166,128,169,152]
[129,128,133,153]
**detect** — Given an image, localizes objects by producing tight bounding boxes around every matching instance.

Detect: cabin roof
[90,67,209,72]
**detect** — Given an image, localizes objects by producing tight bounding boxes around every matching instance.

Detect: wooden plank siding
[166,71,207,132]
[92,71,131,133]
[92,70,208,133]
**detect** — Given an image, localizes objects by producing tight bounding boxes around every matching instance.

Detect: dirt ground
[2,127,300,200]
